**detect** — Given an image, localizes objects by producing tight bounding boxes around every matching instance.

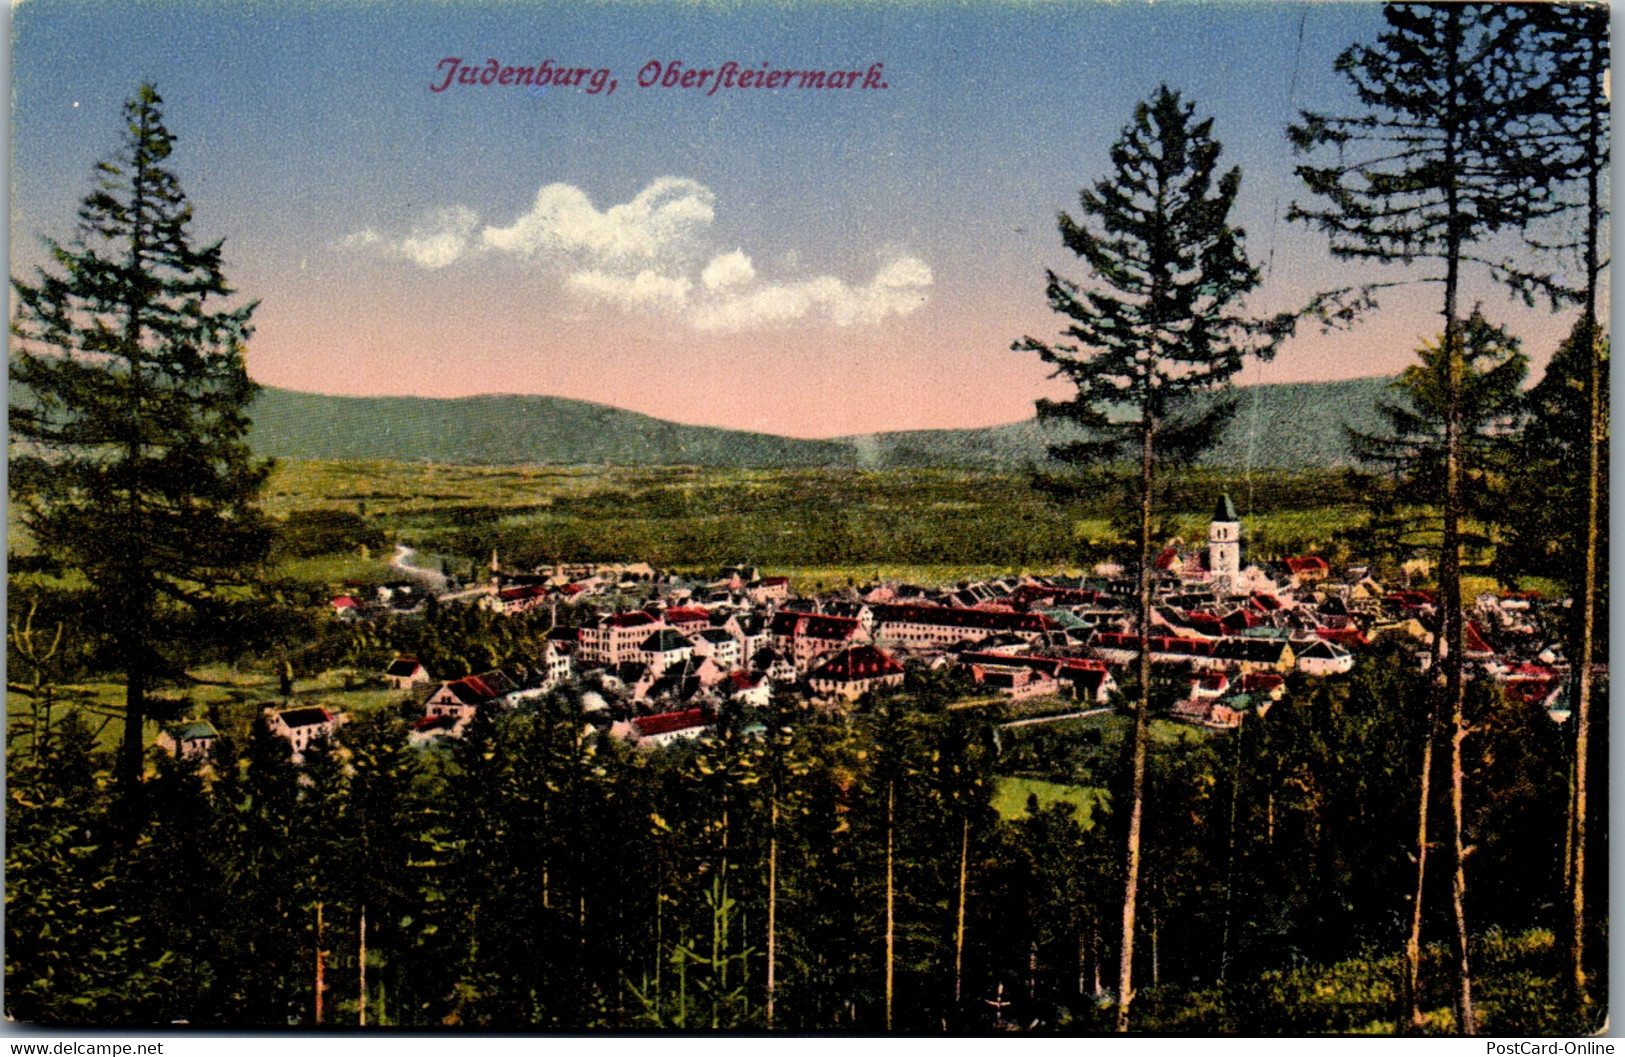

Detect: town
[170,493,1575,765]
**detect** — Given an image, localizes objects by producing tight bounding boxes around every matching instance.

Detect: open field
[256,459,1380,589]
[992,776,1108,828]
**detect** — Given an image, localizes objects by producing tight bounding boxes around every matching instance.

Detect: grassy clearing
[992,776,1108,829]
[275,552,398,589]
[7,661,414,760]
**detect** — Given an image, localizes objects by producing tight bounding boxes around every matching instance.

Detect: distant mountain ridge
[841,376,1399,471]
[246,376,1399,470]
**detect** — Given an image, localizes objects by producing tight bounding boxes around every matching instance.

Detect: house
[157,719,218,762]
[425,670,519,719]
[1153,543,1185,576]
[329,595,363,621]
[1206,637,1296,674]
[957,652,1114,702]
[692,627,744,670]
[614,707,711,748]
[1498,662,1561,705]
[872,604,1056,650]
[980,664,1061,700]
[383,656,432,690]
[486,582,551,615]
[639,628,696,676]
[1296,639,1355,676]
[662,605,712,635]
[578,611,666,665]
[409,712,470,744]
[752,647,798,684]
[1169,697,1243,730]
[1238,672,1287,700]
[807,645,906,701]
[770,612,864,669]
[726,670,773,708]
[747,576,791,605]
[540,640,573,691]
[1284,556,1331,585]
[266,706,343,757]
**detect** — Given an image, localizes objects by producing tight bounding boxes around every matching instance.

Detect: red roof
[770,612,861,641]
[278,707,334,729]
[386,656,424,677]
[1250,593,1283,612]
[1094,632,1214,657]
[810,645,905,683]
[1008,584,1101,608]
[1285,557,1330,576]
[498,584,549,601]
[959,652,1106,678]
[634,708,710,737]
[873,604,1055,635]
[331,596,358,608]
[605,611,658,629]
[1316,627,1370,648]
[728,670,765,691]
[1239,672,1285,693]
[664,606,711,623]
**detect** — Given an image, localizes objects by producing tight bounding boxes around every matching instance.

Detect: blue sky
[10,0,1595,436]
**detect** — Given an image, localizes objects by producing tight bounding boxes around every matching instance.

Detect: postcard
[7,0,1608,1043]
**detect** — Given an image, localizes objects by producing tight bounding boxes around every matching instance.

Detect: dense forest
[3,644,1603,1033]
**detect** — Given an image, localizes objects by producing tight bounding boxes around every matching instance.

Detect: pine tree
[10,85,273,806]
[1520,5,1609,1012]
[1287,6,1570,1032]
[1013,85,1279,1031]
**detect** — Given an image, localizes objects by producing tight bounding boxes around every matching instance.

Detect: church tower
[1209,493,1241,586]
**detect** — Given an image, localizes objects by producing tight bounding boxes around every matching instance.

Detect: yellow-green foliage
[992,776,1106,829]
[1133,929,1579,1035]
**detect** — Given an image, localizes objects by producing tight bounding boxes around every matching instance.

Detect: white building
[1209,493,1241,587]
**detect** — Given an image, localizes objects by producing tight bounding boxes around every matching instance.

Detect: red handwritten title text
[429,57,890,96]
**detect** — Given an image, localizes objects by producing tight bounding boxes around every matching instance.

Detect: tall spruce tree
[1287,5,1569,1032]
[1521,4,1609,1011]
[1014,85,1280,1031]
[9,85,273,805]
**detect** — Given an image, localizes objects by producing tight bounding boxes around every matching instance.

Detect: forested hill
[842,376,1399,471]
[245,389,857,468]
[246,376,1399,470]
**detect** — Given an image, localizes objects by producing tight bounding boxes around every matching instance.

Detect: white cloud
[342,207,479,269]
[566,268,694,312]
[689,258,934,332]
[482,177,714,264]
[701,250,756,291]
[344,178,932,330]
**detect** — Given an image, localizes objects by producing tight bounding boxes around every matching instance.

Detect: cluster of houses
[162,496,1580,761]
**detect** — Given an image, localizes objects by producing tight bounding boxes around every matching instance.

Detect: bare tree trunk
[1569,62,1604,1004]
[359,905,367,1027]
[955,814,969,1007]
[1406,708,1436,1030]
[1116,420,1155,1033]
[886,779,896,1032]
[314,902,326,1026]
[767,796,779,1029]
[1438,26,1476,1032]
